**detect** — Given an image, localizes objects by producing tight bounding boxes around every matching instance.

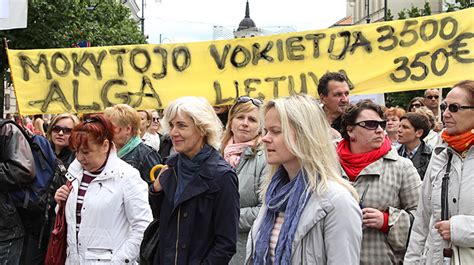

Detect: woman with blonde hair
[150,96,239,264]
[221,97,267,265]
[104,104,162,183]
[142,109,161,151]
[46,113,80,168]
[246,94,362,264]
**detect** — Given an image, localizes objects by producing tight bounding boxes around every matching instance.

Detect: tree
[0,0,147,117]
[0,0,146,49]
[446,0,474,11]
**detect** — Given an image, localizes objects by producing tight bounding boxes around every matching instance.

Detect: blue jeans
[0,238,22,265]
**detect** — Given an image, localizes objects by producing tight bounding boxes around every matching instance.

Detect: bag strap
[441,149,454,221]
[38,159,68,248]
[0,119,33,145]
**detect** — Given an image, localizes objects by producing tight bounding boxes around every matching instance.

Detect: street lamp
[365,0,371,23]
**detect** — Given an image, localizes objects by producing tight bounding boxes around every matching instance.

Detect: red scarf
[337,136,392,181]
[441,130,474,155]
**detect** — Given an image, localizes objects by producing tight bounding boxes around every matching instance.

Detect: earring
[350,136,356,142]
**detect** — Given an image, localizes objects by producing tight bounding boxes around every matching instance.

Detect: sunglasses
[440,102,474,113]
[51,125,73,135]
[236,96,263,107]
[152,117,160,122]
[355,120,387,130]
[410,103,422,109]
[426,95,439,100]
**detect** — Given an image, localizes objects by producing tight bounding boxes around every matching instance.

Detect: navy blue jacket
[150,148,239,265]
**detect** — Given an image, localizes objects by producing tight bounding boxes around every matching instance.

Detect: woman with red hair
[54,114,152,264]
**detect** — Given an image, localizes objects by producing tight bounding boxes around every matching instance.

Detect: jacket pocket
[85,248,113,261]
[0,200,19,229]
[420,246,429,264]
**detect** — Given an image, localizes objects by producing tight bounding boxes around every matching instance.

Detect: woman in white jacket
[405,80,474,264]
[54,114,152,264]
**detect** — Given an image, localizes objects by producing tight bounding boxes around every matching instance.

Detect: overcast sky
[143,0,347,44]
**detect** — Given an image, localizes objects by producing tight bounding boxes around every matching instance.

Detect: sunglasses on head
[236,96,263,107]
[51,125,73,135]
[440,102,474,113]
[355,120,387,130]
[426,95,439,100]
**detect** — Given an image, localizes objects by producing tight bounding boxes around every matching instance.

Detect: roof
[237,1,257,31]
[331,16,353,27]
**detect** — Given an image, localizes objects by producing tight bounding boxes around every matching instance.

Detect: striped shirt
[269,212,285,263]
[76,171,100,233]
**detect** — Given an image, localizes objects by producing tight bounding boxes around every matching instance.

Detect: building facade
[121,0,141,23]
[347,0,455,24]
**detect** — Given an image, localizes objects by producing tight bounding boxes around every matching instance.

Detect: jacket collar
[235,145,263,172]
[418,141,432,155]
[67,150,121,182]
[340,148,399,179]
[161,148,223,209]
[434,141,474,157]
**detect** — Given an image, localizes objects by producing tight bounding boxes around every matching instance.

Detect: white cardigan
[65,151,152,264]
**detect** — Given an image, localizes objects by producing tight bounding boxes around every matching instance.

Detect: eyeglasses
[236,96,263,107]
[152,117,160,122]
[426,95,439,100]
[440,102,474,113]
[355,120,387,130]
[410,103,422,109]
[51,125,73,135]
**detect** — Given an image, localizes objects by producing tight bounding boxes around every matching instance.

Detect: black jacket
[0,120,36,241]
[150,148,239,265]
[398,141,432,180]
[158,134,173,161]
[55,146,75,169]
[122,142,162,184]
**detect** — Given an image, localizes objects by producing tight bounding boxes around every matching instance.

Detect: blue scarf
[253,167,310,265]
[174,144,213,204]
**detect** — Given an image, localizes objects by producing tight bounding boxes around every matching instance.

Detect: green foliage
[385,90,424,109]
[0,0,146,49]
[397,2,432,20]
[397,10,407,20]
[445,0,474,12]
[0,0,146,96]
[385,9,394,21]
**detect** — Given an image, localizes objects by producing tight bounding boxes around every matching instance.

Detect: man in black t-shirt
[318,72,351,133]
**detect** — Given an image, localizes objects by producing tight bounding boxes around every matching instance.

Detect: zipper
[175,207,181,265]
[173,167,180,265]
[247,229,254,265]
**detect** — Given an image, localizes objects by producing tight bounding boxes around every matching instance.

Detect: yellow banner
[7,8,474,115]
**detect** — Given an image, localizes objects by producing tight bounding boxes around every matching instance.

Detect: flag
[0,0,27,30]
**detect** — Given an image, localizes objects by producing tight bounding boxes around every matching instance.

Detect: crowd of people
[0,74,473,264]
